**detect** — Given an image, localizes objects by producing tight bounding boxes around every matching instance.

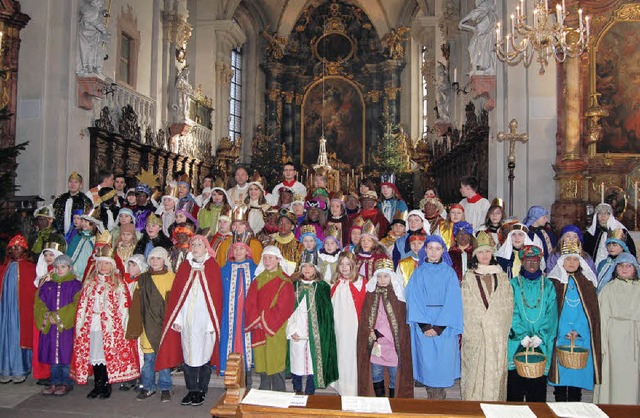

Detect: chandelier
[495,0,590,75]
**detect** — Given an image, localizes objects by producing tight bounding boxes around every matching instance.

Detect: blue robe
[66,230,94,279]
[0,263,31,377]
[549,277,594,390]
[378,198,408,224]
[406,261,463,387]
[219,259,256,374]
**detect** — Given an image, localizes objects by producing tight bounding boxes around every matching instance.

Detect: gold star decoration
[136,168,160,188]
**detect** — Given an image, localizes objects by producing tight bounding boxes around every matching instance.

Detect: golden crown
[561,241,581,255]
[232,205,249,223]
[96,244,114,259]
[44,242,62,252]
[299,224,317,236]
[324,225,341,240]
[607,228,627,241]
[146,213,163,227]
[361,220,378,237]
[374,258,394,271]
[68,171,83,182]
[95,229,112,246]
[475,231,494,249]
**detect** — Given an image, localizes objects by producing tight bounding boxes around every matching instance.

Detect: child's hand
[292,333,300,342]
[423,329,437,337]
[172,323,182,332]
[49,315,57,325]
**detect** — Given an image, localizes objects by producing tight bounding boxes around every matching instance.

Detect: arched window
[229,47,243,143]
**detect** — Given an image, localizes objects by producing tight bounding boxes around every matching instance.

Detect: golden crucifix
[497,119,529,216]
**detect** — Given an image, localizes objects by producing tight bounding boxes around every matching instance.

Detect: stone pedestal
[469,75,495,112]
[76,76,109,111]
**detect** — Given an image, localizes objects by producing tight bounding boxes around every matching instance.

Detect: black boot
[99,366,111,399]
[567,386,582,402]
[389,388,395,398]
[373,380,385,397]
[87,365,104,399]
[553,386,568,402]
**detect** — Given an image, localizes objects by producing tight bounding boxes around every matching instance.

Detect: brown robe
[357,285,413,398]
[548,270,602,385]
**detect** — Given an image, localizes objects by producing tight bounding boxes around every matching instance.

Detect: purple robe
[37,278,83,365]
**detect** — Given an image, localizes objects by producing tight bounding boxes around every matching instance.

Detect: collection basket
[514,346,547,379]
[556,338,588,370]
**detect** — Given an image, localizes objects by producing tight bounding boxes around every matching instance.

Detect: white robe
[459,197,491,232]
[330,277,362,396]
[287,295,313,376]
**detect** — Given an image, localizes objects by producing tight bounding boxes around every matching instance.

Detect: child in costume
[318,226,342,284]
[70,245,140,399]
[287,256,338,395]
[396,233,426,286]
[35,255,82,396]
[244,246,295,391]
[357,258,413,398]
[299,224,322,266]
[330,251,365,396]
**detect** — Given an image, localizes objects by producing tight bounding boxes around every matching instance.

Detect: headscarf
[367,263,406,302]
[548,252,598,286]
[227,242,253,262]
[495,224,536,261]
[52,254,74,270]
[587,203,626,235]
[255,245,295,277]
[523,205,549,227]
[613,252,640,278]
[418,234,453,267]
[604,232,630,254]
[189,234,215,257]
[560,224,583,244]
[453,221,473,237]
[126,254,148,275]
[8,234,28,250]
[148,246,172,272]
[118,208,135,224]
[407,209,430,233]
[176,209,199,230]
[35,245,64,280]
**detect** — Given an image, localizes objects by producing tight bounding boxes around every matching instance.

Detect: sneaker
[42,385,58,395]
[119,380,137,391]
[161,390,171,402]
[136,389,157,401]
[36,378,51,386]
[12,376,26,384]
[0,376,11,384]
[181,391,194,406]
[191,391,205,406]
[53,385,73,396]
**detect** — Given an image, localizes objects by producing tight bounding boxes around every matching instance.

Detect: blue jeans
[371,363,397,389]
[291,374,315,395]
[50,364,73,386]
[141,353,172,391]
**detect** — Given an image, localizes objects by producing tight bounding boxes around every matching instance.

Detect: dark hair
[460,175,479,191]
[114,172,126,180]
[469,254,499,270]
[483,204,504,228]
[424,186,439,197]
[233,165,249,176]
[283,161,297,170]
[96,169,114,184]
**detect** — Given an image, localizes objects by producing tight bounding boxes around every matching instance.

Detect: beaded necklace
[518,275,545,324]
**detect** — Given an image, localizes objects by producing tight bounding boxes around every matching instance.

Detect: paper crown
[392,210,408,222]
[607,228,628,241]
[361,190,378,201]
[218,207,233,221]
[98,187,117,204]
[351,216,365,229]
[68,171,83,182]
[561,242,581,255]
[232,205,249,223]
[324,224,341,240]
[44,242,63,252]
[374,257,394,271]
[361,220,379,238]
[146,213,163,227]
[491,197,505,208]
[96,244,115,259]
[232,230,254,245]
[277,208,297,224]
[475,231,494,249]
[380,172,396,184]
[330,190,345,202]
[95,229,113,246]
[177,173,191,185]
[165,180,179,199]
[299,251,317,267]
[299,224,317,236]
[250,171,264,186]
[213,177,225,189]
[292,193,306,204]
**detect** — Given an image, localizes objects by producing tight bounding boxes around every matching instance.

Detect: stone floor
[0,372,591,417]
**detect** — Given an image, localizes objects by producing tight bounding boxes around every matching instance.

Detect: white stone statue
[459,0,497,75]
[172,64,192,122]
[436,62,451,122]
[76,0,110,76]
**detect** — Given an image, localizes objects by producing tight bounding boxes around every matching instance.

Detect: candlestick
[601,182,604,203]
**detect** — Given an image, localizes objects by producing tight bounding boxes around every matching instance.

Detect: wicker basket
[556,339,589,370]
[514,346,547,379]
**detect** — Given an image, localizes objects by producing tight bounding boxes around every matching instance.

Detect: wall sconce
[451,80,469,95]
[99,82,117,97]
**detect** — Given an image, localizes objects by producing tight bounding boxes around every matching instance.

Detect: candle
[516,5,520,18]
[347,174,349,188]
[562,0,566,14]
[511,14,515,35]
[533,9,538,30]
[453,67,457,83]
[545,0,548,11]
[635,181,638,208]
[0,31,3,51]
[585,15,590,39]
[506,34,511,53]
[496,23,501,44]
[336,171,339,189]
[521,0,525,17]
[578,9,583,30]
[601,182,605,203]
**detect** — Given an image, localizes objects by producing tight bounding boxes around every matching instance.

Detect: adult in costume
[406,235,462,399]
[547,244,601,402]
[461,232,513,401]
[52,172,93,235]
[244,246,295,391]
[154,235,223,407]
[29,205,67,259]
[496,223,544,279]
[357,258,413,398]
[227,166,250,208]
[0,235,36,383]
[271,210,303,273]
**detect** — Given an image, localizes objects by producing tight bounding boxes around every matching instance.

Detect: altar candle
[601,182,605,203]
[0,32,3,51]
[347,174,349,188]
[520,0,525,17]
[336,171,339,189]
[545,0,548,11]
[496,23,501,44]
[556,5,562,25]
[453,67,457,83]
[585,15,590,39]
[510,14,515,35]
[578,9,583,30]
[635,181,638,208]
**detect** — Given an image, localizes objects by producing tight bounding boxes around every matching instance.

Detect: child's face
[511,231,525,248]
[248,185,262,200]
[532,215,548,227]
[563,255,580,273]
[163,198,176,211]
[119,213,133,225]
[148,256,165,272]
[218,219,231,233]
[392,223,406,236]
[456,231,471,247]
[43,250,56,265]
[127,194,137,205]
[127,262,141,277]
[409,239,424,254]
[262,254,279,271]
[350,229,361,245]
[476,249,493,266]
[146,223,161,238]
[408,215,423,231]
[377,272,392,287]
[330,200,343,216]
[292,204,305,217]
[360,235,375,252]
[381,184,394,199]
[190,238,207,257]
[97,260,112,275]
[302,236,317,251]
[212,190,224,203]
[232,245,248,261]
[338,257,353,276]
[323,238,338,253]
[616,262,636,279]
[301,263,316,279]
[176,212,188,223]
[120,231,134,244]
[307,208,320,222]
[232,221,247,234]
[54,263,70,276]
[450,208,464,223]
[314,175,326,188]
[489,207,503,224]
[563,232,579,244]
[73,214,82,227]
[80,219,93,231]
[426,242,444,263]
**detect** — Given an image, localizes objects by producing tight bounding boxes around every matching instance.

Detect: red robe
[155,256,223,371]
[0,259,36,349]
[331,277,367,320]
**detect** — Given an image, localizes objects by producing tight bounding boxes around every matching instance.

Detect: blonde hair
[331,251,358,285]
[295,265,322,282]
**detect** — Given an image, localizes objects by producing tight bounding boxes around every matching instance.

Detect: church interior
[1,0,640,414]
